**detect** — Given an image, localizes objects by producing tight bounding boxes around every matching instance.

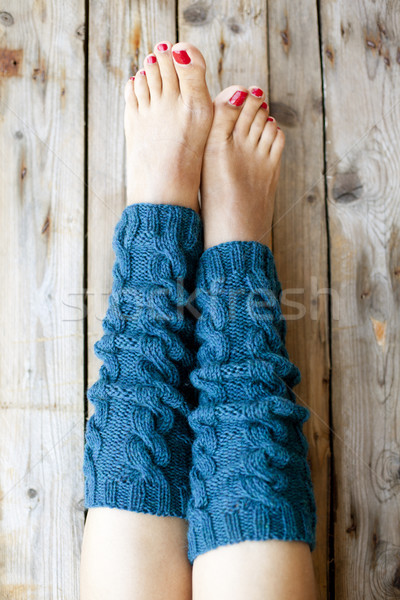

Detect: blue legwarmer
[82,204,317,557]
[83,203,202,517]
[187,241,317,562]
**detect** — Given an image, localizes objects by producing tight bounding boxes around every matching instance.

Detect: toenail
[267,116,275,122]
[157,43,168,52]
[139,70,146,76]
[172,50,191,65]
[228,90,248,107]
[146,55,157,64]
[261,102,268,110]
[277,126,281,130]
[250,87,263,98]
[129,76,135,81]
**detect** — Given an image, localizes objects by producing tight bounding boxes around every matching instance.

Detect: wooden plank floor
[1,1,399,598]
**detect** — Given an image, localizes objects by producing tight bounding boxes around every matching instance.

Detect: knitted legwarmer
[187,241,317,562]
[83,203,202,518]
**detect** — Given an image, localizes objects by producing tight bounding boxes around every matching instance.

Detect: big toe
[210,85,249,140]
[171,42,212,109]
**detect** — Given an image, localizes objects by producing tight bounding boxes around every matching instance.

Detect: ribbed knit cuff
[113,202,202,255]
[83,203,203,519]
[196,240,281,299]
[187,240,317,562]
[84,464,189,517]
[188,497,316,561]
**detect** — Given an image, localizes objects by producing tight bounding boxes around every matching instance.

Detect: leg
[80,509,191,600]
[80,41,213,600]
[190,86,318,599]
[193,541,318,600]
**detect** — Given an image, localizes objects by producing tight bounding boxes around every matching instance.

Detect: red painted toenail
[228,90,248,107]
[172,50,191,65]
[129,76,135,81]
[267,116,274,122]
[277,126,281,130]
[251,87,263,97]
[139,70,146,76]
[146,55,157,64]
[157,43,168,52]
[261,102,268,110]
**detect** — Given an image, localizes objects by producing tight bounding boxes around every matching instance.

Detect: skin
[200,84,283,250]
[80,508,192,600]
[80,40,318,600]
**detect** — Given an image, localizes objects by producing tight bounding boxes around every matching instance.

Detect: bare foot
[124,42,213,212]
[200,85,285,248]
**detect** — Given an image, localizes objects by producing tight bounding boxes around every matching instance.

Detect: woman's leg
[189,86,318,599]
[80,41,213,600]
[193,542,318,600]
[80,510,192,599]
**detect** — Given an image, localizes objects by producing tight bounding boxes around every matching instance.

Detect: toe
[171,42,211,108]
[154,40,179,95]
[143,53,162,98]
[124,76,138,107]
[249,101,269,144]
[270,126,285,161]
[235,86,266,136]
[134,68,150,107]
[259,115,279,153]
[211,85,249,139]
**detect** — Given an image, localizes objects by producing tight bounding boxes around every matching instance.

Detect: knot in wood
[0,11,14,26]
[332,171,363,203]
[183,2,210,26]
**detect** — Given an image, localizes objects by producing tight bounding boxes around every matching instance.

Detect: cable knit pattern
[187,241,317,562]
[83,203,202,517]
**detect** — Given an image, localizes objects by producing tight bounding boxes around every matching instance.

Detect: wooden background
[1,0,399,598]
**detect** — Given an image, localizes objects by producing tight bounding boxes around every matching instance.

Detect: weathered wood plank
[267,2,331,597]
[320,1,400,597]
[0,1,85,597]
[178,0,268,99]
[87,3,177,405]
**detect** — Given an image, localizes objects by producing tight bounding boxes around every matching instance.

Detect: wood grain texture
[179,0,268,98]
[0,0,85,597]
[320,0,400,597]
[267,2,331,597]
[87,0,177,412]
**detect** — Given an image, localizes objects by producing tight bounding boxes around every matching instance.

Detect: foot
[200,85,285,249]
[124,42,213,212]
